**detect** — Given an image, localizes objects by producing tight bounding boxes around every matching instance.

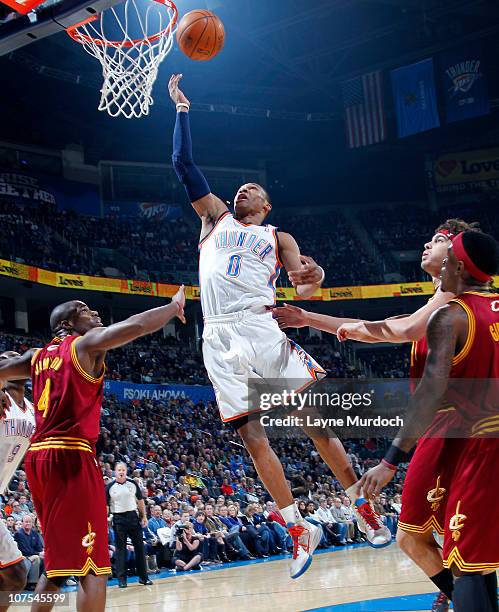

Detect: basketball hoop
[66,0,177,118]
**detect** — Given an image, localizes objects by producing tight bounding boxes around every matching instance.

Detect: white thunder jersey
[0,391,35,493]
[200,211,326,422]
[199,212,281,316]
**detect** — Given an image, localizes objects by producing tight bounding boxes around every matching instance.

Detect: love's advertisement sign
[433,148,499,193]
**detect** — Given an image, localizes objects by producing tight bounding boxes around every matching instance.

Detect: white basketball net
[68,0,177,119]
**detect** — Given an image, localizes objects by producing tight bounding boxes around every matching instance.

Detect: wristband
[317,266,325,284]
[176,102,190,112]
[384,444,408,467]
[381,459,397,472]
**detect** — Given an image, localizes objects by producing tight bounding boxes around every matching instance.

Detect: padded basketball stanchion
[66,0,177,119]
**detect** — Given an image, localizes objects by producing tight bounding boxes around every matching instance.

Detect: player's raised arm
[273,303,361,333]
[0,350,35,382]
[336,287,455,343]
[77,286,186,354]
[168,74,228,239]
[274,286,454,342]
[278,233,324,299]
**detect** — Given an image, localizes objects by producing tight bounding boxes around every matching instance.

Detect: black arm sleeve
[171,111,211,202]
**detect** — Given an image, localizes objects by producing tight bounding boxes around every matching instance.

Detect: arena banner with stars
[1,258,497,301]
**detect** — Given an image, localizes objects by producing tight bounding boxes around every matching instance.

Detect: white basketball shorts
[202,308,326,423]
[0,520,23,568]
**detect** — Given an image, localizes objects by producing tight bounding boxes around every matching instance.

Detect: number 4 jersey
[199,212,281,317]
[30,336,104,447]
[0,391,35,493]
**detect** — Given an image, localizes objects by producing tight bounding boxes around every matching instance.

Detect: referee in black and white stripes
[106,462,152,588]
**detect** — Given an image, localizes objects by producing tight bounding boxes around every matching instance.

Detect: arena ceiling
[3,1,499,118]
[1,0,499,202]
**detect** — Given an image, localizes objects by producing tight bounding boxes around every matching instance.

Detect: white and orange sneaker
[288,520,322,579]
[354,498,392,548]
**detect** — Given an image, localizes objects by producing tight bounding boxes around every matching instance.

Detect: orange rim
[66,0,178,48]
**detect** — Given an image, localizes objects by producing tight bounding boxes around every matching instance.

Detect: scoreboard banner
[1,258,497,302]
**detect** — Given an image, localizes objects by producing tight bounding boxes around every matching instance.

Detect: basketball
[176,9,225,61]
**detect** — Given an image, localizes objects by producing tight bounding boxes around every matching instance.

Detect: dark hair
[436,218,481,235]
[461,231,499,277]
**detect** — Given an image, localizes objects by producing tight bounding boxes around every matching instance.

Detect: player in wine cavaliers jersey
[169,73,393,579]
[361,230,499,612]
[0,351,34,609]
[0,288,185,612]
[273,218,479,611]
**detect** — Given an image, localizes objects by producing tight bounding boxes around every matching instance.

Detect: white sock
[346,483,362,503]
[280,502,302,525]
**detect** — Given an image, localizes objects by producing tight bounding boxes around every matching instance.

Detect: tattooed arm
[359,303,468,497]
[390,303,467,451]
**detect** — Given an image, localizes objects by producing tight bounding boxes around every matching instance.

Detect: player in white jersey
[0,351,34,608]
[169,74,391,579]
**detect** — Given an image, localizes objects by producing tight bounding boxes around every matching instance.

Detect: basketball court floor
[18,542,482,612]
[100,544,437,612]
[103,543,497,612]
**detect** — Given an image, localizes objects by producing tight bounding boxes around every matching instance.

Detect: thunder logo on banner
[439,43,490,123]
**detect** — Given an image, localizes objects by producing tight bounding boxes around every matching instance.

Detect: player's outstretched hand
[288,255,323,287]
[337,322,364,342]
[172,285,186,324]
[359,463,395,498]
[0,389,11,419]
[168,74,190,107]
[272,303,307,329]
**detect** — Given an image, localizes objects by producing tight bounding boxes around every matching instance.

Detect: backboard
[0,0,122,55]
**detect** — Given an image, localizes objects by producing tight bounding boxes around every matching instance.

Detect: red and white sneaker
[288,520,322,579]
[431,591,450,612]
[354,498,392,548]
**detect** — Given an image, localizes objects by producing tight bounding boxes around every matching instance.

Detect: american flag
[342,71,386,148]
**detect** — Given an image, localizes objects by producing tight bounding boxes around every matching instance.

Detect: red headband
[452,232,492,283]
[437,229,455,240]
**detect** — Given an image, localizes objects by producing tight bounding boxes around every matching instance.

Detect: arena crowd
[2,195,497,287]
